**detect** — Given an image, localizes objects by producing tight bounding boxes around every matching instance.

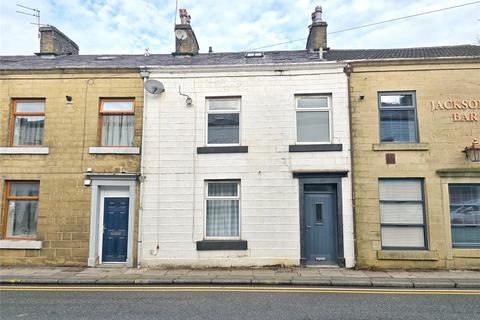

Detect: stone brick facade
[0,70,143,266]
[350,59,480,269]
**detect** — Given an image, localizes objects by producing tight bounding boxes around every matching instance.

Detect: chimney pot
[174,9,199,56]
[311,6,323,23]
[179,8,191,24]
[306,5,328,51]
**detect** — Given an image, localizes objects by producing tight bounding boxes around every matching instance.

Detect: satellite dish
[144,79,165,94]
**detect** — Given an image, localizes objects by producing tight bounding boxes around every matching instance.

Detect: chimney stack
[37,25,79,56]
[173,9,199,56]
[306,6,328,51]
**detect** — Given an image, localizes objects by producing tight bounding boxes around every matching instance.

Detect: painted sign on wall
[430,99,480,122]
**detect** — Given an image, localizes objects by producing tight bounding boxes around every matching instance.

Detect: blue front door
[304,185,338,265]
[102,197,129,263]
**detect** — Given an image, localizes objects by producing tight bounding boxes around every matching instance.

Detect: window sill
[88,147,140,155]
[377,250,438,261]
[0,147,49,155]
[372,143,429,151]
[0,240,42,250]
[289,144,342,152]
[196,240,248,251]
[197,146,248,154]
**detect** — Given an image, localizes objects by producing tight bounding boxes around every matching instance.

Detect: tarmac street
[1,286,480,320]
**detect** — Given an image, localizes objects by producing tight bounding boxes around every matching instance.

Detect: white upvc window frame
[204,180,241,240]
[295,95,333,144]
[205,97,241,147]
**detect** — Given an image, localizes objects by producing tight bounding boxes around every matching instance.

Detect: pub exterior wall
[350,60,480,269]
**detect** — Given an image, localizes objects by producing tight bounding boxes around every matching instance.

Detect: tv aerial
[16,3,45,38]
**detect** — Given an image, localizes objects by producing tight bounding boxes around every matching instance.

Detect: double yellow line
[1,286,480,295]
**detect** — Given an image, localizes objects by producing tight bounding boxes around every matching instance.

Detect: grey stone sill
[89,147,140,155]
[377,250,438,261]
[0,147,49,155]
[197,240,248,251]
[197,146,248,154]
[289,144,342,152]
[0,240,42,249]
[372,143,429,151]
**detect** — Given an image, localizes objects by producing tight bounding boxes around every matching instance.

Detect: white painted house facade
[138,58,354,268]
[137,6,354,268]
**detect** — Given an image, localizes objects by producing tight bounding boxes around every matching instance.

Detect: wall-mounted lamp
[463,138,480,162]
[179,86,193,107]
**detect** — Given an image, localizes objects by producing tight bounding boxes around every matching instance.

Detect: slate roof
[1,45,479,70]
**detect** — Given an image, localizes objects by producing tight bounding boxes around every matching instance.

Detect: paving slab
[291,278,332,286]
[318,270,344,277]
[164,269,191,276]
[252,277,292,285]
[360,271,392,278]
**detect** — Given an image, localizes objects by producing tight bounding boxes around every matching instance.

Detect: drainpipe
[137,67,150,269]
[344,63,357,268]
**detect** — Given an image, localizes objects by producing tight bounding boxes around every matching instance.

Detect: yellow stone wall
[350,60,480,269]
[0,70,143,266]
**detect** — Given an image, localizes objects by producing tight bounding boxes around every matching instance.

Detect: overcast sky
[0,0,479,55]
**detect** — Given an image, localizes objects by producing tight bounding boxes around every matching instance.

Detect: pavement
[1,266,480,288]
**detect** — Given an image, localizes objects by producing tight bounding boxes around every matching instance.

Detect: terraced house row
[1,7,479,269]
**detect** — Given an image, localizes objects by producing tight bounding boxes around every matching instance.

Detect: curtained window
[205,181,240,238]
[100,99,135,146]
[11,100,45,146]
[4,181,40,239]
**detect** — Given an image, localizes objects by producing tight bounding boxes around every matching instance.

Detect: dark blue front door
[304,185,337,265]
[102,197,129,262]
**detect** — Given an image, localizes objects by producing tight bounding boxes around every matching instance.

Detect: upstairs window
[296,95,331,143]
[379,92,418,143]
[11,99,45,146]
[100,99,135,146]
[3,181,40,239]
[207,98,240,145]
